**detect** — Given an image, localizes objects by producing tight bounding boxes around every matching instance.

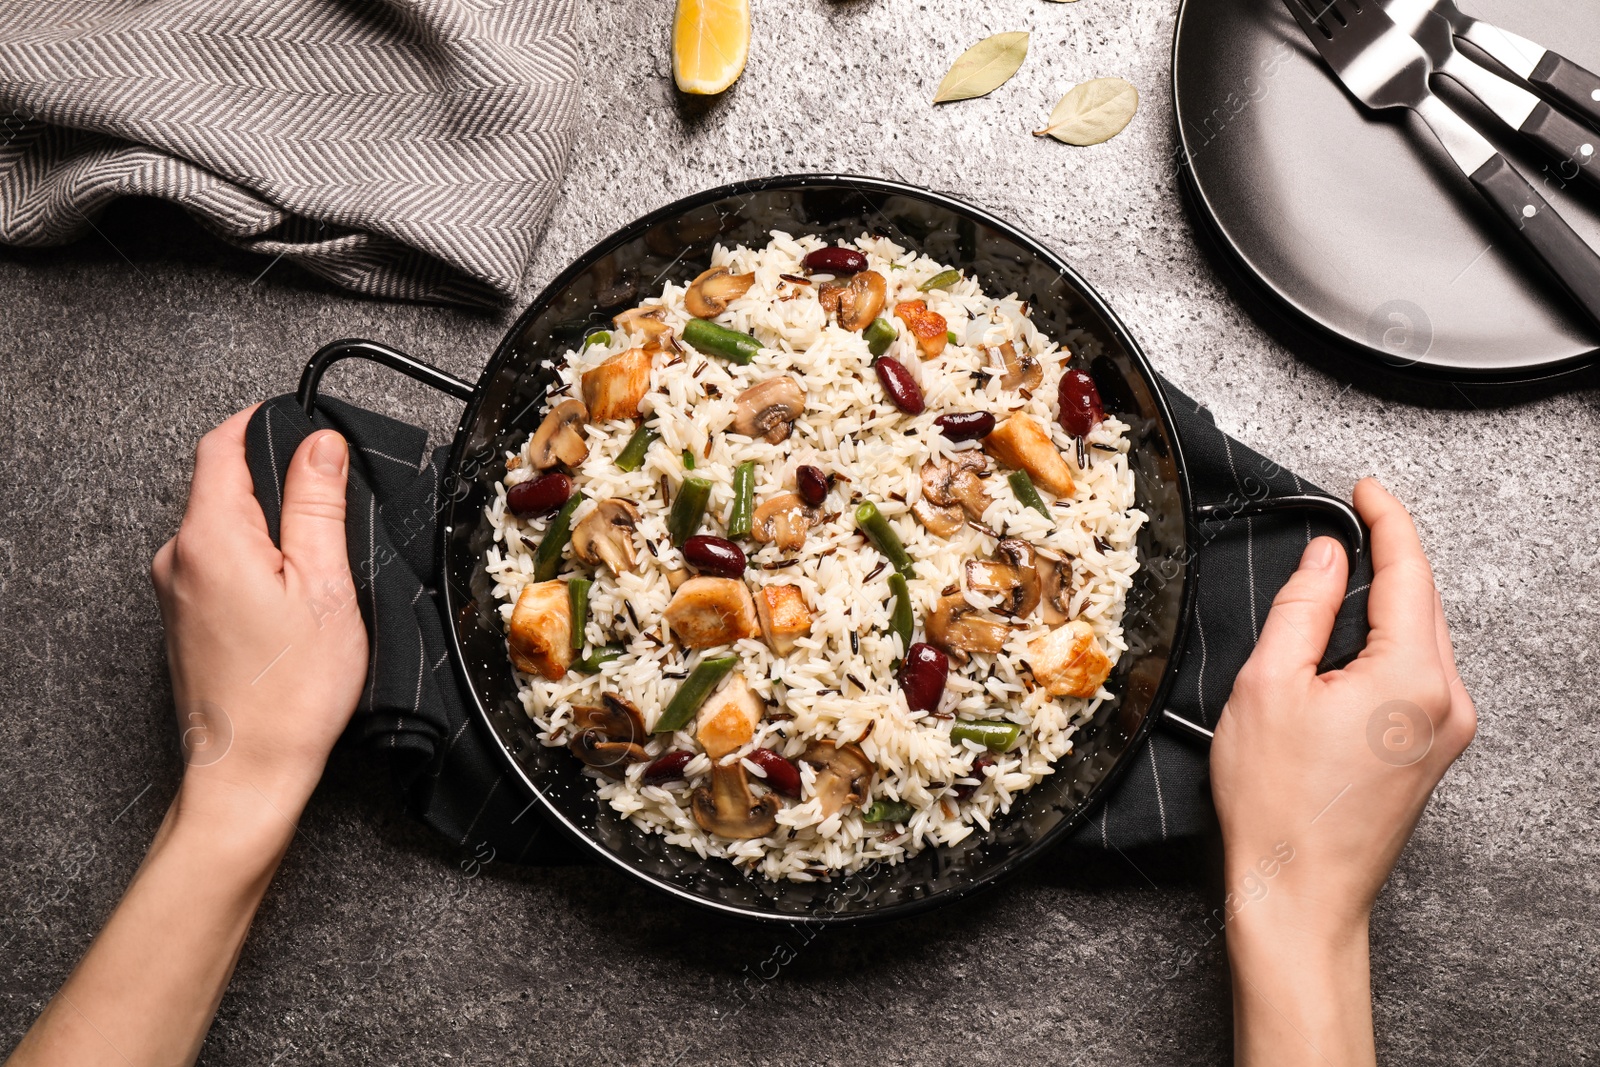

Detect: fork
[1284,0,1600,331]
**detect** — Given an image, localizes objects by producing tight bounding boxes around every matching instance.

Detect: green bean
[1008,469,1052,521]
[653,654,739,733]
[583,330,611,348]
[864,316,898,357]
[615,423,659,472]
[863,800,915,824]
[573,644,625,674]
[888,573,914,653]
[726,461,756,538]
[682,449,696,470]
[950,719,1023,752]
[533,492,584,582]
[945,330,959,345]
[668,476,713,546]
[855,501,916,581]
[567,577,591,651]
[920,268,962,292]
[682,318,761,365]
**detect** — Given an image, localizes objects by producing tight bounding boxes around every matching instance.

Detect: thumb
[280,430,352,583]
[1244,536,1350,682]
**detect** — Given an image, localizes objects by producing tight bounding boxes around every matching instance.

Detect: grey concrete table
[2,0,1596,1063]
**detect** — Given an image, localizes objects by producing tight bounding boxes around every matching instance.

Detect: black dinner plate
[1174,0,1600,379]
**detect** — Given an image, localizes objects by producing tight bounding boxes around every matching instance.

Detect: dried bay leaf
[933,31,1031,104]
[1034,76,1139,144]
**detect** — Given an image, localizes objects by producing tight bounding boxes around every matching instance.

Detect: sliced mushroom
[507,580,574,680]
[893,299,949,358]
[983,413,1076,498]
[818,269,887,332]
[751,492,820,552]
[571,499,641,576]
[571,730,649,777]
[685,265,755,318]
[571,692,646,745]
[913,453,990,538]
[691,761,779,839]
[964,539,1041,618]
[732,376,806,443]
[755,584,813,655]
[581,347,653,422]
[527,398,589,471]
[613,306,675,352]
[925,593,1009,666]
[990,341,1042,391]
[1028,619,1113,698]
[800,740,875,818]
[1038,551,1071,625]
[663,577,760,648]
[696,672,764,759]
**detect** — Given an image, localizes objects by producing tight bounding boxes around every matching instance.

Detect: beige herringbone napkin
[0,0,580,306]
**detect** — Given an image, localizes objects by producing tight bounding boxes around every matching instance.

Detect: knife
[1426,0,1600,134]
[1384,0,1599,189]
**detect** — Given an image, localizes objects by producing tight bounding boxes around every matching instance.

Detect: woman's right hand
[1210,478,1476,1065]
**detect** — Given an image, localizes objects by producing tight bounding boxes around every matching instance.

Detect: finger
[1243,535,1349,681]
[1352,478,1439,658]
[181,405,270,543]
[279,430,352,585]
[150,537,175,594]
[1433,589,1477,742]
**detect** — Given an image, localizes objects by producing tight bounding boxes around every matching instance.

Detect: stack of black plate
[1173,0,1600,384]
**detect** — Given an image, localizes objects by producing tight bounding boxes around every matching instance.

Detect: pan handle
[298,338,475,417]
[1160,491,1369,745]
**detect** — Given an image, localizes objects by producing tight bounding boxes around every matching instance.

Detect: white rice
[484,232,1145,881]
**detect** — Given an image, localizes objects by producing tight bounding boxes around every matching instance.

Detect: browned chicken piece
[1028,619,1112,698]
[695,672,765,759]
[732,376,806,443]
[685,266,755,318]
[613,306,675,352]
[507,580,573,680]
[894,300,949,359]
[663,577,760,648]
[752,492,820,552]
[925,593,1009,666]
[527,398,589,470]
[581,347,653,422]
[818,270,887,331]
[912,453,991,537]
[989,341,1042,391]
[755,584,813,655]
[983,413,1076,497]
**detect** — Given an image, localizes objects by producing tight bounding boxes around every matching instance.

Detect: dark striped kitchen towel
[243,383,1372,862]
[0,0,579,306]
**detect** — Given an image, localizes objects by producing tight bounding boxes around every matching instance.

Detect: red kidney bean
[802,246,868,275]
[955,753,996,799]
[507,471,573,517]
[875,357,925,415]
[1057,369,1105,438]
[682,534,747,578]
[934,411,996,442]
[795,464,830,507]
[899,642,949,712]
[642,749,694,785]
[747,748,802,797]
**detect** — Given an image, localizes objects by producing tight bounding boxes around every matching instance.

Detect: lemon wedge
[673,0,750,95]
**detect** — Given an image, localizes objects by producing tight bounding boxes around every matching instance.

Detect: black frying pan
[296,175,1363,923]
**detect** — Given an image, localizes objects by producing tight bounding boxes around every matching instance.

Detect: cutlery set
[1286,0,1600,329]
